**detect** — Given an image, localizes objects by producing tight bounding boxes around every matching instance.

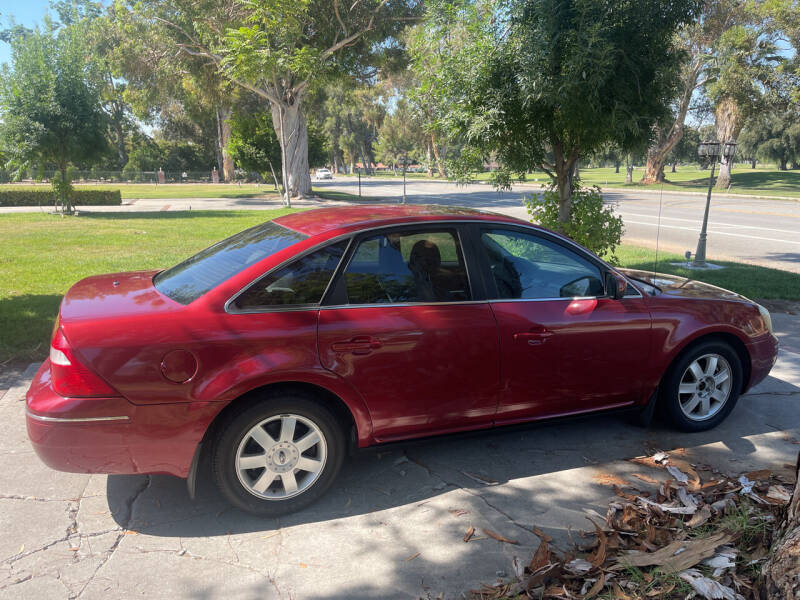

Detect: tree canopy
[412,0,700,222]
[0,13,109,211]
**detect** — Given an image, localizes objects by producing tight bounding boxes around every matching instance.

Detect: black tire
[660,340,743,432]
[211,392,345,516]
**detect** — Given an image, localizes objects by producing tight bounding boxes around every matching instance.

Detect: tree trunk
[625,155,634,184]
[426,140,433,177]
[431,133,447,178]
[763,454,800,599]
[779,158,787,171]
[552,141,578,225]
[671,161,677,173]
[270,99,312,201]
[217,106,234,183]
[614,161,620,174]
[643,61,701,184]
[111,109,128,167]
[714,97,743,190]
[751,158,757,169]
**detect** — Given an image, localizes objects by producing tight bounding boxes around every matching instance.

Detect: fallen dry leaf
[766,485,792,503]
[405,552,420,561]
[631,473,660,485]
[483,528,519,545]
[686,504,712,528]
[529,540,551,572]
[593,473,632,487]
[448,508,470,517]
[532,526,553,543]
[680,568,745,600]
[463,525,475,543]
[612,582,633,600]
[614,530,736,573]
[744,469,771,482]
[583,573,605,600]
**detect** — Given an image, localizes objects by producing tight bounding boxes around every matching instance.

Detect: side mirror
[604,271,627,300]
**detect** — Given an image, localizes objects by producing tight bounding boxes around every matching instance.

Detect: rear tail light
[49,327,118,397]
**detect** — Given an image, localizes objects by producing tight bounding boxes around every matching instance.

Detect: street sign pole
[402,158,407,204]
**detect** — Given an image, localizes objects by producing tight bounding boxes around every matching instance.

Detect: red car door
[473,226,652,423]
[317,225,500,441]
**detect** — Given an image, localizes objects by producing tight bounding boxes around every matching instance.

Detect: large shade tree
[0,16,108,212]
[415,0,699,224]
[706,7,782,189]
[131,0,420,203]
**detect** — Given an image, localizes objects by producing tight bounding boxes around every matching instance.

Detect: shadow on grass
[0,294,60,362]
[663,169,800,193]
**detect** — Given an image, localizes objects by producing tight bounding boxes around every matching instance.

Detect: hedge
[0,190,122,207]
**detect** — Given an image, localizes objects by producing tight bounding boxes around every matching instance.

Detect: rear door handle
[330,336,382,355]
[513,328,553,346]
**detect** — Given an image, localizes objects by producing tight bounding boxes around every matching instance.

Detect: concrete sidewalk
[1,315,799,599]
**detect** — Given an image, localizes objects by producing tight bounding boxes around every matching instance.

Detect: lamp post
[693,140,736,267]
[400,154,409,204]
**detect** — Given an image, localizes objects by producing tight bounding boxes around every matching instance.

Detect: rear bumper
[745,333,779,392]
[26,361,218,478]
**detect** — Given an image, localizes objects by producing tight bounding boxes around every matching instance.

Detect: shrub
[0,189,122,207]
[526,183,624,263]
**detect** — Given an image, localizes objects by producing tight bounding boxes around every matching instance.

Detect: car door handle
[330,336,382,355]
[513,329,553,346]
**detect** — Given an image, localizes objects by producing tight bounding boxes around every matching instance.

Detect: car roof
[272,204,528,237]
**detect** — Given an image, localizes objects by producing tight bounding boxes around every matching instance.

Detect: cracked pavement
[1,314,799,599]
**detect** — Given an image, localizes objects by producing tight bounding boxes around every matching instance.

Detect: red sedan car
[26,205,778,515]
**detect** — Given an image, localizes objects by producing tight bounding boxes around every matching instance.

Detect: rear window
[154,221,307,304]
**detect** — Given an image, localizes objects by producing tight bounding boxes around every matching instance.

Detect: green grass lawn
[616,246,800,301]
[1,209,796,362]
[0,182,281,200]
[0,210,296,362]
[471,165,800,198]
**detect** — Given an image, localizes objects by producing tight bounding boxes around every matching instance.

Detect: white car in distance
[315,168,333,180]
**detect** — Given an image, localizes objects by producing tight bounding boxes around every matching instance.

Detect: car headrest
[409,240,441,274]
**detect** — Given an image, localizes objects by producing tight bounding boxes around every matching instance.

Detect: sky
[0,1,58,65]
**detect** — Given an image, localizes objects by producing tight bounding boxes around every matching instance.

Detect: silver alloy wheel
[235,414,327,500]
[678,353,733,421]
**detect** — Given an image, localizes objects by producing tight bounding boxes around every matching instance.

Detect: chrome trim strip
[26,410,130,423]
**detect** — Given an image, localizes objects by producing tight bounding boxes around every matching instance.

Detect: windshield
[154,221,307,304]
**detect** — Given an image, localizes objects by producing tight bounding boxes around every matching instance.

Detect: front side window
[341,229,471,304]
[154,221,307,304]
[480,229,604,299]
[232,241,348,310]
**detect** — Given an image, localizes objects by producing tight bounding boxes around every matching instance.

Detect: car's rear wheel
[212,393,345,516]
[661,341,743,432]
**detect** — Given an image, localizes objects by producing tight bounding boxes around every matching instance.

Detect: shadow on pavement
[107,370,800,539]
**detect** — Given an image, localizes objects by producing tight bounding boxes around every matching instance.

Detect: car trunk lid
[59,270,182,323]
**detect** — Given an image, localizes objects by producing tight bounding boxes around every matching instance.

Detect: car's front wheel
[212,393,345,516]
[661,341,743,432]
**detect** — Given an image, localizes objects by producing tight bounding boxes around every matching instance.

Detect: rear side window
[154,222,306,304]
[232,241,348,310]
[341,229,470,304]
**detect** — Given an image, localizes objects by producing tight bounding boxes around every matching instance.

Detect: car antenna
[653,180,664,282]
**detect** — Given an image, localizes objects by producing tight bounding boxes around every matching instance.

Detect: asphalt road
[317,178,800,273]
